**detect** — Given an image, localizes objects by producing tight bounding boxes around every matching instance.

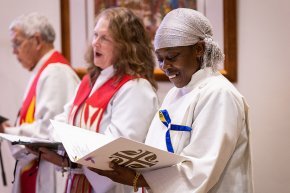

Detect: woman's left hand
[89,162,149,188]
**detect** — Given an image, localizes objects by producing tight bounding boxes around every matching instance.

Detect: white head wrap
[154,8,224,70]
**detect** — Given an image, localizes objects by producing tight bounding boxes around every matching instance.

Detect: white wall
[1,0,290,193]
[69,0,95,67]
[0,0,60,192]
[236,0,290,192]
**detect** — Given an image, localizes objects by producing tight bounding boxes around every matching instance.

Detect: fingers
[109,162,135,176]
[0,121,11,132]
[0,124,4,133]
[89,167,120,181]
[3,121,11,127]
[89,167,118,176]
[88,162,139,186]
[88,167,103,173]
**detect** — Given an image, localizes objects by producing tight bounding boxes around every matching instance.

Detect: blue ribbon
[159,110,192,153]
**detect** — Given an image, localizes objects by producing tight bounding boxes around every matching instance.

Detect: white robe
[52,66,159,193]
[5,50,80,193]
[143,68,253,193]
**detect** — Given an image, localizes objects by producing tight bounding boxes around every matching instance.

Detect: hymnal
[50,120,188,171]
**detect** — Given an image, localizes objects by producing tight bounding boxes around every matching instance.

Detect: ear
[33,32,42,49]
[194,41,205,57]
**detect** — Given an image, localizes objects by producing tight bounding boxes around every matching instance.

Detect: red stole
[67,74,134,193]
[69,74,135,132]
[19,51,69,193]
[19,51,69,125]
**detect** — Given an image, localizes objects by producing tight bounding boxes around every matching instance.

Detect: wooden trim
[74,67,87,79]
[61,0,237,82]
[73,67,169,81]
[223,0,237,82]
[156,0,237,82]
[60,0,71,62]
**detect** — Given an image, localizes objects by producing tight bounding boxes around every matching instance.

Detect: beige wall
[236,0,290,192]
[0,0,60,192]
[1,0,290,192]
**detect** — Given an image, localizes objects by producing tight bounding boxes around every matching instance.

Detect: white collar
[177,67,219,95]
[99,65,114,78]
[90,65,115,95]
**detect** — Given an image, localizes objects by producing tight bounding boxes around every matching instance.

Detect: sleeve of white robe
[143,85,246,193]
[5,64,80,158]
[102,79,159,141]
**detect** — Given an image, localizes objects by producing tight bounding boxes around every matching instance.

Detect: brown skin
[89,162,149,188]
[156,42,205,88]
[0,121,10,133]
[88,42,206,189]
[26,147,69,167]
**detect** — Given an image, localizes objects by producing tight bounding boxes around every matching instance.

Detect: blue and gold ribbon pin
[159,109,192,153]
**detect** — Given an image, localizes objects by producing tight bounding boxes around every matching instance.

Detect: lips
[95,51,102,57]
[166,71,180,79]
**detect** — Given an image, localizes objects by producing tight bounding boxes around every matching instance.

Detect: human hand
[0,124,4,133]
[37,147,68,167]
[0,121,10,133]
[89,162,149,188]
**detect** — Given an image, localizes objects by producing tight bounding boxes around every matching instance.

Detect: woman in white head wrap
[91,8,253,193]
[154,7,224,71]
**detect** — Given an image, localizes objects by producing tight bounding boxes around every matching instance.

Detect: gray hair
[154,8,224,71]
[9,12,55,43]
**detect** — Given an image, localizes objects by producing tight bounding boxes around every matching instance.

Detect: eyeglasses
[11,36,34,50]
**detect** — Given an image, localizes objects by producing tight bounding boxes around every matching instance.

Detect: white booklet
[50,120,188,171]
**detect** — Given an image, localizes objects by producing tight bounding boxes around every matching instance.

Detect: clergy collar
[90,65,115,94]
[177,67,219,95]
[99,65,114,78]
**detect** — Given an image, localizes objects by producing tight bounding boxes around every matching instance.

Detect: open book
[50,120,188,171]
[0,133,62,150]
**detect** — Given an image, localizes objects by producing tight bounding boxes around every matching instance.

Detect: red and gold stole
[19,51,69,193]
[19,51,69,125]
[67,74,135,193]
[69,74,135,132]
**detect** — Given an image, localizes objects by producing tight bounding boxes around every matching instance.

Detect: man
[0,12,80,193]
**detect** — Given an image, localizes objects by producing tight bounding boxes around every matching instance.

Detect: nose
[92,37,101,48]
[159,59,171,71]
[92,38,97,47]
